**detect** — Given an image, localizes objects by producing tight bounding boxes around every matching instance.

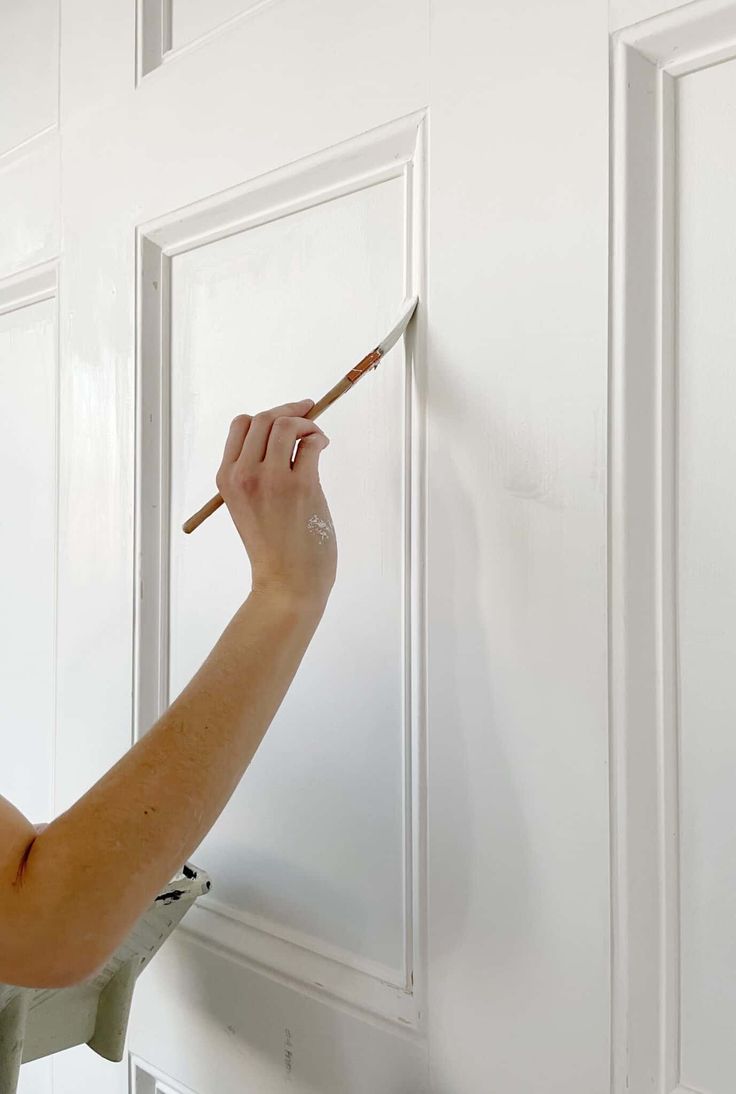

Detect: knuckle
[236,470,261,496]
[231,413,250,428]
[253,410,273,426]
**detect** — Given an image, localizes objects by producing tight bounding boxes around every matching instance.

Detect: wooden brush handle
[182,493,226,534]
[182,351,381,534]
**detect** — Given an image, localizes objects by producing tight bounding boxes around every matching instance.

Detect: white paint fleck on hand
[307,514,332,544]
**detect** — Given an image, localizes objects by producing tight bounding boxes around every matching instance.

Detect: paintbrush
[181,295,418,534]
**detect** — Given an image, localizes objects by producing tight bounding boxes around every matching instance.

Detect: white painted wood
[0,0,58,157]
[677,56,736,1094]
[0,279,57,825]
[609,37,678,1094]
[168,0,268,53]
[611,3,736,1093]
[426,0,611,1090]
[610,0,695,31]
[1,0,614,1090]
[169,180,407,968]
[0,132,59,280]
[134,113,424,1025]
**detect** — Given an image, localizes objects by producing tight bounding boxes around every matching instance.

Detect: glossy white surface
[169,179,407,972]
[0,0,617,1088]
[0,0,57,156]
[0,133,59,280]
[169,0,265,52]
[0,298,57,825]
[678,57,736,1094]
[610,9,736,1093]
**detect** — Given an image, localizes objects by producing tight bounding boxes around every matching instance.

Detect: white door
[610,2,736,1092]
[1,0,615,1091]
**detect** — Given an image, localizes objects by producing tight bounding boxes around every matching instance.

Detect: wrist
[248,581,329,623]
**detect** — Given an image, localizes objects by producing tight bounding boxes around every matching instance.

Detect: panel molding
[136,0,279,80]
[0,259,59,826]
[610,4,736,1091]
[130,1054,198,1094]
[0,124,58,169]
[134,112,427,1027]
[0,260,57,317]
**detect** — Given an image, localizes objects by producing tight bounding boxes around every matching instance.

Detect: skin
[0,398,336,988]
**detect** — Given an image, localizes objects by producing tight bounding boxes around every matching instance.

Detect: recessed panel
[0,0,58,156]
[0,298,56,823]
[169,0,265,51]
[677,57,736,1094]
[169,178,407,973]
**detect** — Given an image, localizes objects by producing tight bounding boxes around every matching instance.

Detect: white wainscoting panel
[677,54,736,1094]
[611,4,736,1092]
[0,132,59,281]
[137,0,275,77]
[130,1055,197,1094]
[0,266,58,826]
[169,0,270,51]
[0,0,58,157]
[169,174,406,971]
[135,114,426,1025]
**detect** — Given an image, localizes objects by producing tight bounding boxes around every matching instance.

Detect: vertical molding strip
[133,113,427,1026]
[610,4,736,1091]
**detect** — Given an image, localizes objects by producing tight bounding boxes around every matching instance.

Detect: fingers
[265,416,326,466]
[239,399,315,465]
[221,414,252,465]
[291,430,330,477]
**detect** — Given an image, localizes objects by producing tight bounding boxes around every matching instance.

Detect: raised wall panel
[612,8,736,1094]
[136,115,425,1023]
[677,57,736,1094]
[0,133,59,280]
[170,0,268,51]
[0,269,57,824]
[0,0,58,156]
[138,0,271,76]
[169,176,406,972]
[131,1057,195,1094]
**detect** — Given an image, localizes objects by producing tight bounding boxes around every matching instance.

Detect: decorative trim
[0,259,59,825]
[610,3,736,1091]
[130,1054,199,1094]
[133,112,427,1027]
[136,0,280,81]
[0,260,57,317]
[0,124,58,169]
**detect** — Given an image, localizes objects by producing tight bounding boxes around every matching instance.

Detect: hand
[215,399,337,608]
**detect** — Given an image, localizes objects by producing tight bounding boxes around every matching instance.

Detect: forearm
[6,587,324,986]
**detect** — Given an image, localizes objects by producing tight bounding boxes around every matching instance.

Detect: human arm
[0,398,335,987]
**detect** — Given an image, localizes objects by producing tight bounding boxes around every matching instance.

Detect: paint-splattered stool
[0,863,210,1093]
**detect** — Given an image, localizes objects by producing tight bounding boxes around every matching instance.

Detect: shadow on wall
[426,345,533,979]
[132,337,536,1093]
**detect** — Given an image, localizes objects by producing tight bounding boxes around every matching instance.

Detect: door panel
[168,0,266,52]
[0,0,613,1090]
[169,177,407,974]
[611,7,736,1094]
[0,289,57,825]
[0,0,57,157]
[677,57,736,1094]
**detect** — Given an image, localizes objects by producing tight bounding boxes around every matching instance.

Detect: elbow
[0,948,104,990]
[0,911,110,989]
[33,957,102,990]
